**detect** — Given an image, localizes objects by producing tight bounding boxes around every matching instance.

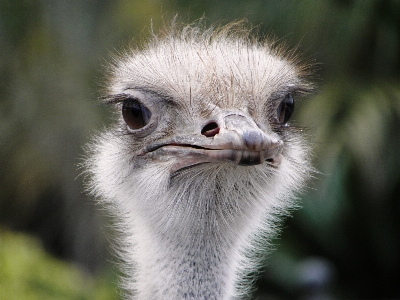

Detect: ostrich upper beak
[142,112,283,172]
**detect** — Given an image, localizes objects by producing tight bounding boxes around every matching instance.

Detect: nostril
[201,122,220,137]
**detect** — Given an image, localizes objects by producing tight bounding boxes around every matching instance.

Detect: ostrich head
[86,21,314,299]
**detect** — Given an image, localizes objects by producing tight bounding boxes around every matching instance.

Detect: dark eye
[122,99,152,131]
[277,93,295,124]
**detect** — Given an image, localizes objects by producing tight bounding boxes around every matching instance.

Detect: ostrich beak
[143,112,283,172]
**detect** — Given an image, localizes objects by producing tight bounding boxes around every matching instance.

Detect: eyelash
[101,93,139,106]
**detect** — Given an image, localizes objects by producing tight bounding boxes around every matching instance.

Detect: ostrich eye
[122,99,152,131]
[277,93,295,124]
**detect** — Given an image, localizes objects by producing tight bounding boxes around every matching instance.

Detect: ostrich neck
[137,229,236,299]
[131,192,250,300]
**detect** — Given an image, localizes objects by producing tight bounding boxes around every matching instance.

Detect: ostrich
[86,21,314,299]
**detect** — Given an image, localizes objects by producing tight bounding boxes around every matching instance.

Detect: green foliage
[0,229,119,300]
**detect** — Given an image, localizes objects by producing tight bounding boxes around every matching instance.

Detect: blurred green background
[1,0,399,299]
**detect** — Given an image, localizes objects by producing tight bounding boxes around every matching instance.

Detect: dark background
[1,0,399,299]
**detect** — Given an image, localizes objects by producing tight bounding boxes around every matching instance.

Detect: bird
[85,20,314,300]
